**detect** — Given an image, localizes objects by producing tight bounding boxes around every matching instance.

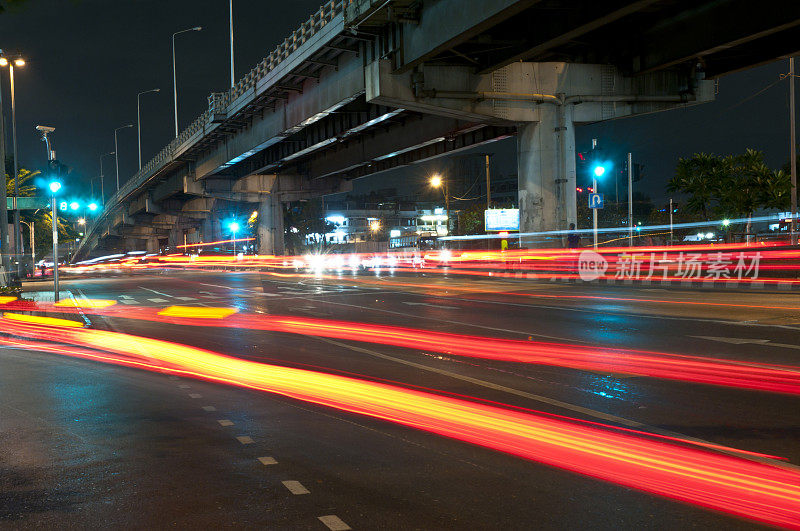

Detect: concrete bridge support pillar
[201,218,214,243]
[168,226,182,249]
[146,238,159,254]
[517,104,576,240]
[257,194,285,256]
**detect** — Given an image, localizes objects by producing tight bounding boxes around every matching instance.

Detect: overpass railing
[103,0,354,215]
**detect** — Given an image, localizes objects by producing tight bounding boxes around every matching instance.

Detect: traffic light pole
[591,139,598,249]
[51,192,59,302]
[593,177,598,249]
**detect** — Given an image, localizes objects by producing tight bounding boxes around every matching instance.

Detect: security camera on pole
[36,125,60,301]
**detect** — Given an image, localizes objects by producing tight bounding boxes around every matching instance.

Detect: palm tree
[668,153,726,220]
[6,167,39,197]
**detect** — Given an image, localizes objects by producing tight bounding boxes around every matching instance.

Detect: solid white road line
[318,515,351,530]
[217,419,234,426]
[281,480,310,495]
[202,406,217,412]
[257,456,278,465]
[236,436,254,444]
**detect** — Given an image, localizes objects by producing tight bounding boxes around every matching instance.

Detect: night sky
[1,0,796,204]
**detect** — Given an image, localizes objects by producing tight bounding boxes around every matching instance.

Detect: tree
[668,149,797,241]
[458,203,485,235]
[5,160,75,262]
[6,167,38,197]
[284,199,333,254]
[667,153,725,220]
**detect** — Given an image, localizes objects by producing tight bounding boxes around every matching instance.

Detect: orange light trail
[3,299,800,395]
[1,317,799,529]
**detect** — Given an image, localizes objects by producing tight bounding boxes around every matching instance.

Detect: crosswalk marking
[282,480,310,495]
[318,515,351,531]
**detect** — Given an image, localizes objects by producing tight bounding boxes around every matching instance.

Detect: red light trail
[2,299,800,396]
[1,317,799,529]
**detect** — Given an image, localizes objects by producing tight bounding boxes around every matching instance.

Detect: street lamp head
[77,218,86,225]
[88,203,98,212]
[69,201,80,211]
[430,174,442,188]
[13,57,24,67]
[0,57,7,67]
[229,221,240,233]
[48,181,62,194]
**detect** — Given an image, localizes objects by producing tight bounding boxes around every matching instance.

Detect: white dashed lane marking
[236,436,254,444]
[188,393,202,399]
[175,296,197,301]
[318,515,351,531]
[257,456,277,465]
[202,406,217,412]
[139,287,173,298]
[217,419,234,426]
[147,298,169,303]
[178,384,190,389]
[119,299,138,305]
[282,480,310,495]
[119,295,134,299]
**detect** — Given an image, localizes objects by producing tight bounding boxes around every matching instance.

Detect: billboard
[485,209,519,232]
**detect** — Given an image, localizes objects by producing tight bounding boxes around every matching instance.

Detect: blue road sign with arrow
[588,193,604,209]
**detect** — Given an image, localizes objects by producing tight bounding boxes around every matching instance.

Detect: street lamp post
[1,52,26,277]
[137,88,160,169]
[114,124,133,192]
[0,61,10,286]
[230,0,235,88]
[49,181,61,302]
[172,26,202,137]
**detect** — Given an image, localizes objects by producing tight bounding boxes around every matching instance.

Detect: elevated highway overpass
[76,0,800,258]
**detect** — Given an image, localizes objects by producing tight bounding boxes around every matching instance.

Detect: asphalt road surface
[3,269,799,529]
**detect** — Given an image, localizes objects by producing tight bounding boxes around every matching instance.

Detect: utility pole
[669,198,674,245]
[790,56,797,246]
[485,154,491,249]
[485,154,491,210]
[627,152,633,246]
